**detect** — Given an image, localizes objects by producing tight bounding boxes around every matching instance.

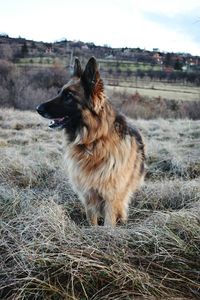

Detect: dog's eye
[64,92,74,103]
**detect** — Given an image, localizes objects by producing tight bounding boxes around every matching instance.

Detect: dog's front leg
[104,201,117,227]
[84,191,99,226]
[104,199,128,227]
[85,208,98,226]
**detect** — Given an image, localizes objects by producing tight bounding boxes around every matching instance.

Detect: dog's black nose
[36,104,45,116]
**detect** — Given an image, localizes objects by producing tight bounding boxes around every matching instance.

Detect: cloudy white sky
[0,0,200,55]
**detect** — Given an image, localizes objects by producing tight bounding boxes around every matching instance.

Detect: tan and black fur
[37,57,145,226]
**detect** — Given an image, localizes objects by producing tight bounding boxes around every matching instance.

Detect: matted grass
[0,109,200,299]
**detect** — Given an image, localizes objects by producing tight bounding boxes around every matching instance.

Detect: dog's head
[36,57,105,137]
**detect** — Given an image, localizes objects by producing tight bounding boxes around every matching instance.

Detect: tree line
[0,60,69,110]
[102,68,200,86]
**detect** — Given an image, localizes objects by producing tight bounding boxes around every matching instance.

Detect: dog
[37,57,145,226]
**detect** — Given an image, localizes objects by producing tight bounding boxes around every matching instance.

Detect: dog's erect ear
[81,57,104,99]
[73,57,82,78]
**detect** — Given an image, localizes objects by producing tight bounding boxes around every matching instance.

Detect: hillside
[1,34,200,81]
[1,35,200,120]
[0,109,200,299]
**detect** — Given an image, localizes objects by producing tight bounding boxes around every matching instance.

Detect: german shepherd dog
[37,57,145,226]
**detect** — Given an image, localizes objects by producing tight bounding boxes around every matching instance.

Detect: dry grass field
[1,109,200,299]
[106,82,200,102]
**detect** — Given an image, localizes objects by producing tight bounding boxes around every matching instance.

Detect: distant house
[163,66,174,73]
[45,47,53,54]
[153,52,163,64]
[81,45,89,50]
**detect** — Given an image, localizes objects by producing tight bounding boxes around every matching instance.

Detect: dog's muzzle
[36,104,69,129]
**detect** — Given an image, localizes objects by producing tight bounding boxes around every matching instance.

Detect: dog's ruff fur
[37,57,145,226]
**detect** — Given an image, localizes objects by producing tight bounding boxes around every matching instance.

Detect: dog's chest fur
[62,127,143,202]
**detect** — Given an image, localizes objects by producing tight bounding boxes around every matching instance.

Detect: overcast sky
[0,0,200,55]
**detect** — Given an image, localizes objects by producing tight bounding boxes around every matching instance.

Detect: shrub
[0,62,70,110]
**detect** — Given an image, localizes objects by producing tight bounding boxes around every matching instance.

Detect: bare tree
[0,44,13,60]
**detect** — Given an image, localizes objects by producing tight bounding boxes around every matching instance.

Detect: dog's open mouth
[49,117,68,129]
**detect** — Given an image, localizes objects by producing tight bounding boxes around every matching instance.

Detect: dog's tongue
[49,118,65,128]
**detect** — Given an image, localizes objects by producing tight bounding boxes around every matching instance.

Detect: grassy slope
[0,109,200,299]
[106,83,200,102]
